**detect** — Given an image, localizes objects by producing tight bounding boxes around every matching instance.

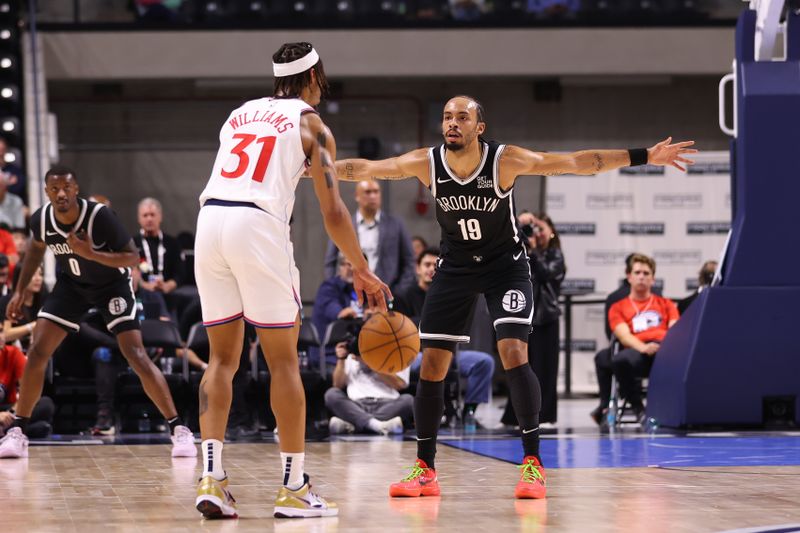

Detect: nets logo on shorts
[502,290,526,313]
[108,297,128,316]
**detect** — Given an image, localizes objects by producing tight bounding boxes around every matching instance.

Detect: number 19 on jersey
[457,218,482,241]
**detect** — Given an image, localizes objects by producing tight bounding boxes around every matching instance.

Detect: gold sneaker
[196,475,238,519]
[274,474,338,518]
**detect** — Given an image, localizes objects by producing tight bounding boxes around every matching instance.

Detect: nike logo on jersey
[46,231,58,236]
[522,428,539,434]
[513,250,524,261]
[436,177,454,184]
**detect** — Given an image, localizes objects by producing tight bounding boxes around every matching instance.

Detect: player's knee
[25,345,50,368]
[500,347,527,368]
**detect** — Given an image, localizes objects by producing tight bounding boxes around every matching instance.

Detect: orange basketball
[358,311,420,374]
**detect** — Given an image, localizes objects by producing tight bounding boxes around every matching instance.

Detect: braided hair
[272,42,329,99]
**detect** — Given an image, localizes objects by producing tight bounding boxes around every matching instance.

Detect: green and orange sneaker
[514,456,546,499]
[389,459,441,497]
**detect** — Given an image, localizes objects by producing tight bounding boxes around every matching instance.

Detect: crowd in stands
[45,0,727,26]
[0,169,717,439]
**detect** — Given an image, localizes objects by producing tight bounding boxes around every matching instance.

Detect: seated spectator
[678,260,717,314]
[9,228,26,264]
[324,341,411,435]
[411,235,428,262]
[591,253,668,426]
[0,266,46,351]
[134,198,183,306]
[395,248,496,425]
[450,0,485,20]
[0,226,18,268]
[312,254,363,371]
[0,328,54,439]
[527,0,579,17]
[0,173,25,230]
[609,253,679,422]
[0,136,26,203]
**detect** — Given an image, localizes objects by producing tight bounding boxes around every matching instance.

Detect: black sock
[167,416,184,434]
[414,379,445,470]
[506,363,542,461]
[12,415,30,433]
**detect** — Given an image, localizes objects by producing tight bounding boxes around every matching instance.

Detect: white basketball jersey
[200,97,315,221]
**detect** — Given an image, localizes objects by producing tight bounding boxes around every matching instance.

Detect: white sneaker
[0,427,29,458]
[379,416,404,435]
[328,417,355,435]
[171,425,198,457]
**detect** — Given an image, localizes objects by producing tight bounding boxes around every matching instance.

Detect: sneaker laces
[0,427,24,444]
[401,463,429,482]
[518,460,545,484]
[173,426,193,444]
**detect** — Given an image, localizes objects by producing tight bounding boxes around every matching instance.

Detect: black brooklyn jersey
[29,198,133,287]
[429,141,522,264]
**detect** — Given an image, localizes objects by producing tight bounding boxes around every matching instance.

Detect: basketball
[357,311,420,374]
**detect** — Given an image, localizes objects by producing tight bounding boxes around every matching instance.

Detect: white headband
[273,48,319,78]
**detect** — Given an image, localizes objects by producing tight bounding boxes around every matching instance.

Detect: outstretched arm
[334,148,431,187]
[500,137,697,188]
[301,113,392,310]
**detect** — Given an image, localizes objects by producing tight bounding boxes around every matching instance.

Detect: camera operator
[501,212,565,427]
[323,321,413,436]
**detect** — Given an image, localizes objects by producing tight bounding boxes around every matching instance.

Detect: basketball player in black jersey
[0,166,196,459]
[336,95,696,499]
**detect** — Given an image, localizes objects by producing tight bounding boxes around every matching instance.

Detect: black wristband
[628,148,648,167]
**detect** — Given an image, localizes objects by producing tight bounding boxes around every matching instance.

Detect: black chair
[254,320,327,432]
[115,320,190,432]
[187,321,209,355]
[298,320,321,371]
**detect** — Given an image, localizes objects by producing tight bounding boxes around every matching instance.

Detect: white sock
[367,418,384,434]
[281,452,305,490]
[201,439,225,481]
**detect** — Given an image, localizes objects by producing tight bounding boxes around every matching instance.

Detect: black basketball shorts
[38,276,140,335]
[418,247,534,352]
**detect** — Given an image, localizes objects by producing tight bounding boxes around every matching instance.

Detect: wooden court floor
[2,440,799,532]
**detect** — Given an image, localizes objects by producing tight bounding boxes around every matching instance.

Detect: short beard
[445,141,465,152]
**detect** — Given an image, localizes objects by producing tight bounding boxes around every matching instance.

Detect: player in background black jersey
[336,95,696,500]
[0,167,196,459]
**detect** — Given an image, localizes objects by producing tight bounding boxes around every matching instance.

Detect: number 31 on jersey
[222,134,277,183]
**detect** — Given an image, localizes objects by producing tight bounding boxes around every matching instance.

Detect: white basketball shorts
[195,202,301,328]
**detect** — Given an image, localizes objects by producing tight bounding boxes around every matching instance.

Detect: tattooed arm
[334,148,432,187]
[300,112,392,310]
[497,138,697,189]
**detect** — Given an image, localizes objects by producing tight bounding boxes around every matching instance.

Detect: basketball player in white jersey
[194,42,391,519]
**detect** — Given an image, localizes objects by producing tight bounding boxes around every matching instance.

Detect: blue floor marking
[441,435,800,468]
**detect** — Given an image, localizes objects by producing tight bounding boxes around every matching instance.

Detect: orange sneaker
[389,459,440,497]
[514,456,546,499]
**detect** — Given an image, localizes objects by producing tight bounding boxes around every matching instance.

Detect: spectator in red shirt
[0,227,18,267]
[0,328,54,438]
[608,253,679,420]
